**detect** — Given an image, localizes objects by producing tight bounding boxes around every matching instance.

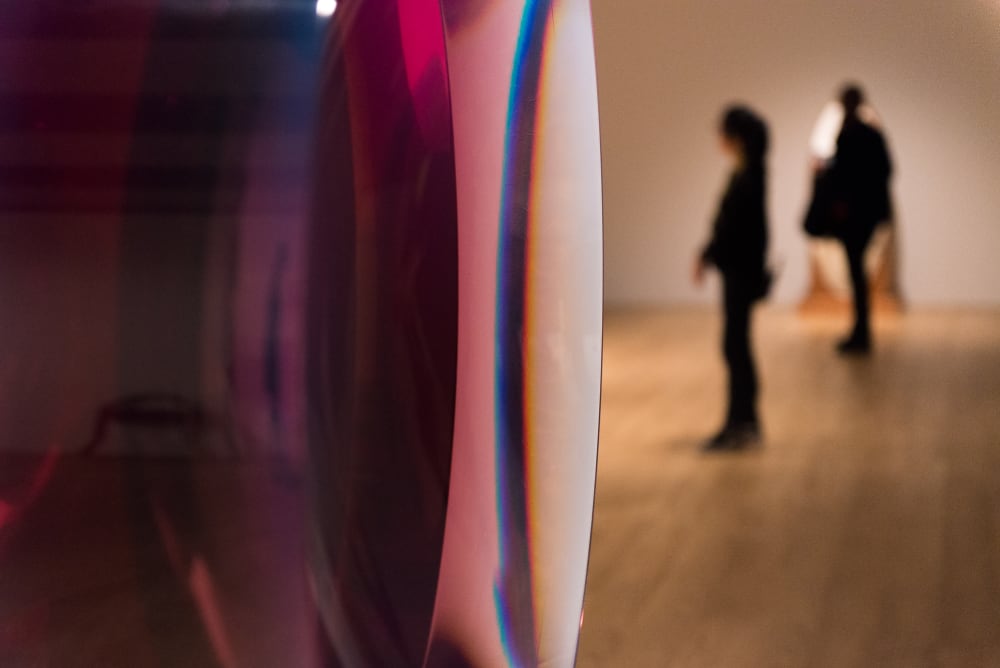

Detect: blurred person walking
[813,84,894,354]
[694,105,772,451]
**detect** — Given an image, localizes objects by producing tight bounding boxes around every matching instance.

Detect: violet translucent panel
[0,0,602,666]
[0,4,325,666]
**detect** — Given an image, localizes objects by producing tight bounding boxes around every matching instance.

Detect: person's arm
[695,207,727,287]
[692,254,708,287]
[694,191,730,286]
[877,130,893,182]
[701,176,740,269]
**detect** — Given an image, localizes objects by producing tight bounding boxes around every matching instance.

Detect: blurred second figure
[694,105,772,452]
[827,84,893,354]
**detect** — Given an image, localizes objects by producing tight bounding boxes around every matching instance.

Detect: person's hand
[692,256,707,287]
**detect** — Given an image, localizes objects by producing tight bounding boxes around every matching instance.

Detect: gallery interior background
[593,0,1000,307]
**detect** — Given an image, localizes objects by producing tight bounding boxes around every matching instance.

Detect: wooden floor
[577,308,1000,668]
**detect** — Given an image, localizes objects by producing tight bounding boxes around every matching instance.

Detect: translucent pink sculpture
[0,1,602,666]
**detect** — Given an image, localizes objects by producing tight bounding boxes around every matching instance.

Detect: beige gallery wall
[592,0,1000,306]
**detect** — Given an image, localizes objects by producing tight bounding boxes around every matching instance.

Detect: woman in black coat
[828,84,892,353]
[694,105,771,451]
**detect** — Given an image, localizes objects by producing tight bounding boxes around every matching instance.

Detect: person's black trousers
[722,278,759,427]
[840,225,875,342]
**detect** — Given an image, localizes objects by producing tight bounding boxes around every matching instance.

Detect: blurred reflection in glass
[0,3,324,665]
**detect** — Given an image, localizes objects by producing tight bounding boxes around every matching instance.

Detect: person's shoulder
[861,121,886,141]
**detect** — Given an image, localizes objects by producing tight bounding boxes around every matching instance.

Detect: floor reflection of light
[316,0,337,17]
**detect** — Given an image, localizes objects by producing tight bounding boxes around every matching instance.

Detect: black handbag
[803,169,837,238]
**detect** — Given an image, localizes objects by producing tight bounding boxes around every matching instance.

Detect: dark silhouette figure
[695,106,771,451]
[828,84,893,354]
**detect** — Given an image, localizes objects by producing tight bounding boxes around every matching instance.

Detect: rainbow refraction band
[494,1,553,666]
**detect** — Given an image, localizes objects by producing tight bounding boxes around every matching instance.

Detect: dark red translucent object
[0,1,606,665]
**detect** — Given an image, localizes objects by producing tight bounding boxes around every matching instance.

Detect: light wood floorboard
[577,308,1000,668]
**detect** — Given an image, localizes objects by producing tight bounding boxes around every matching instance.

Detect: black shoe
[702,422,761,452]
[836,335,871,355]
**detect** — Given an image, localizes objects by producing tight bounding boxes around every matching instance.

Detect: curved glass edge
[427,1,604,666]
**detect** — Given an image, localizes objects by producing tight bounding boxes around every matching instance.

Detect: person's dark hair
[721,105,769,164]
[839,83,865,117]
